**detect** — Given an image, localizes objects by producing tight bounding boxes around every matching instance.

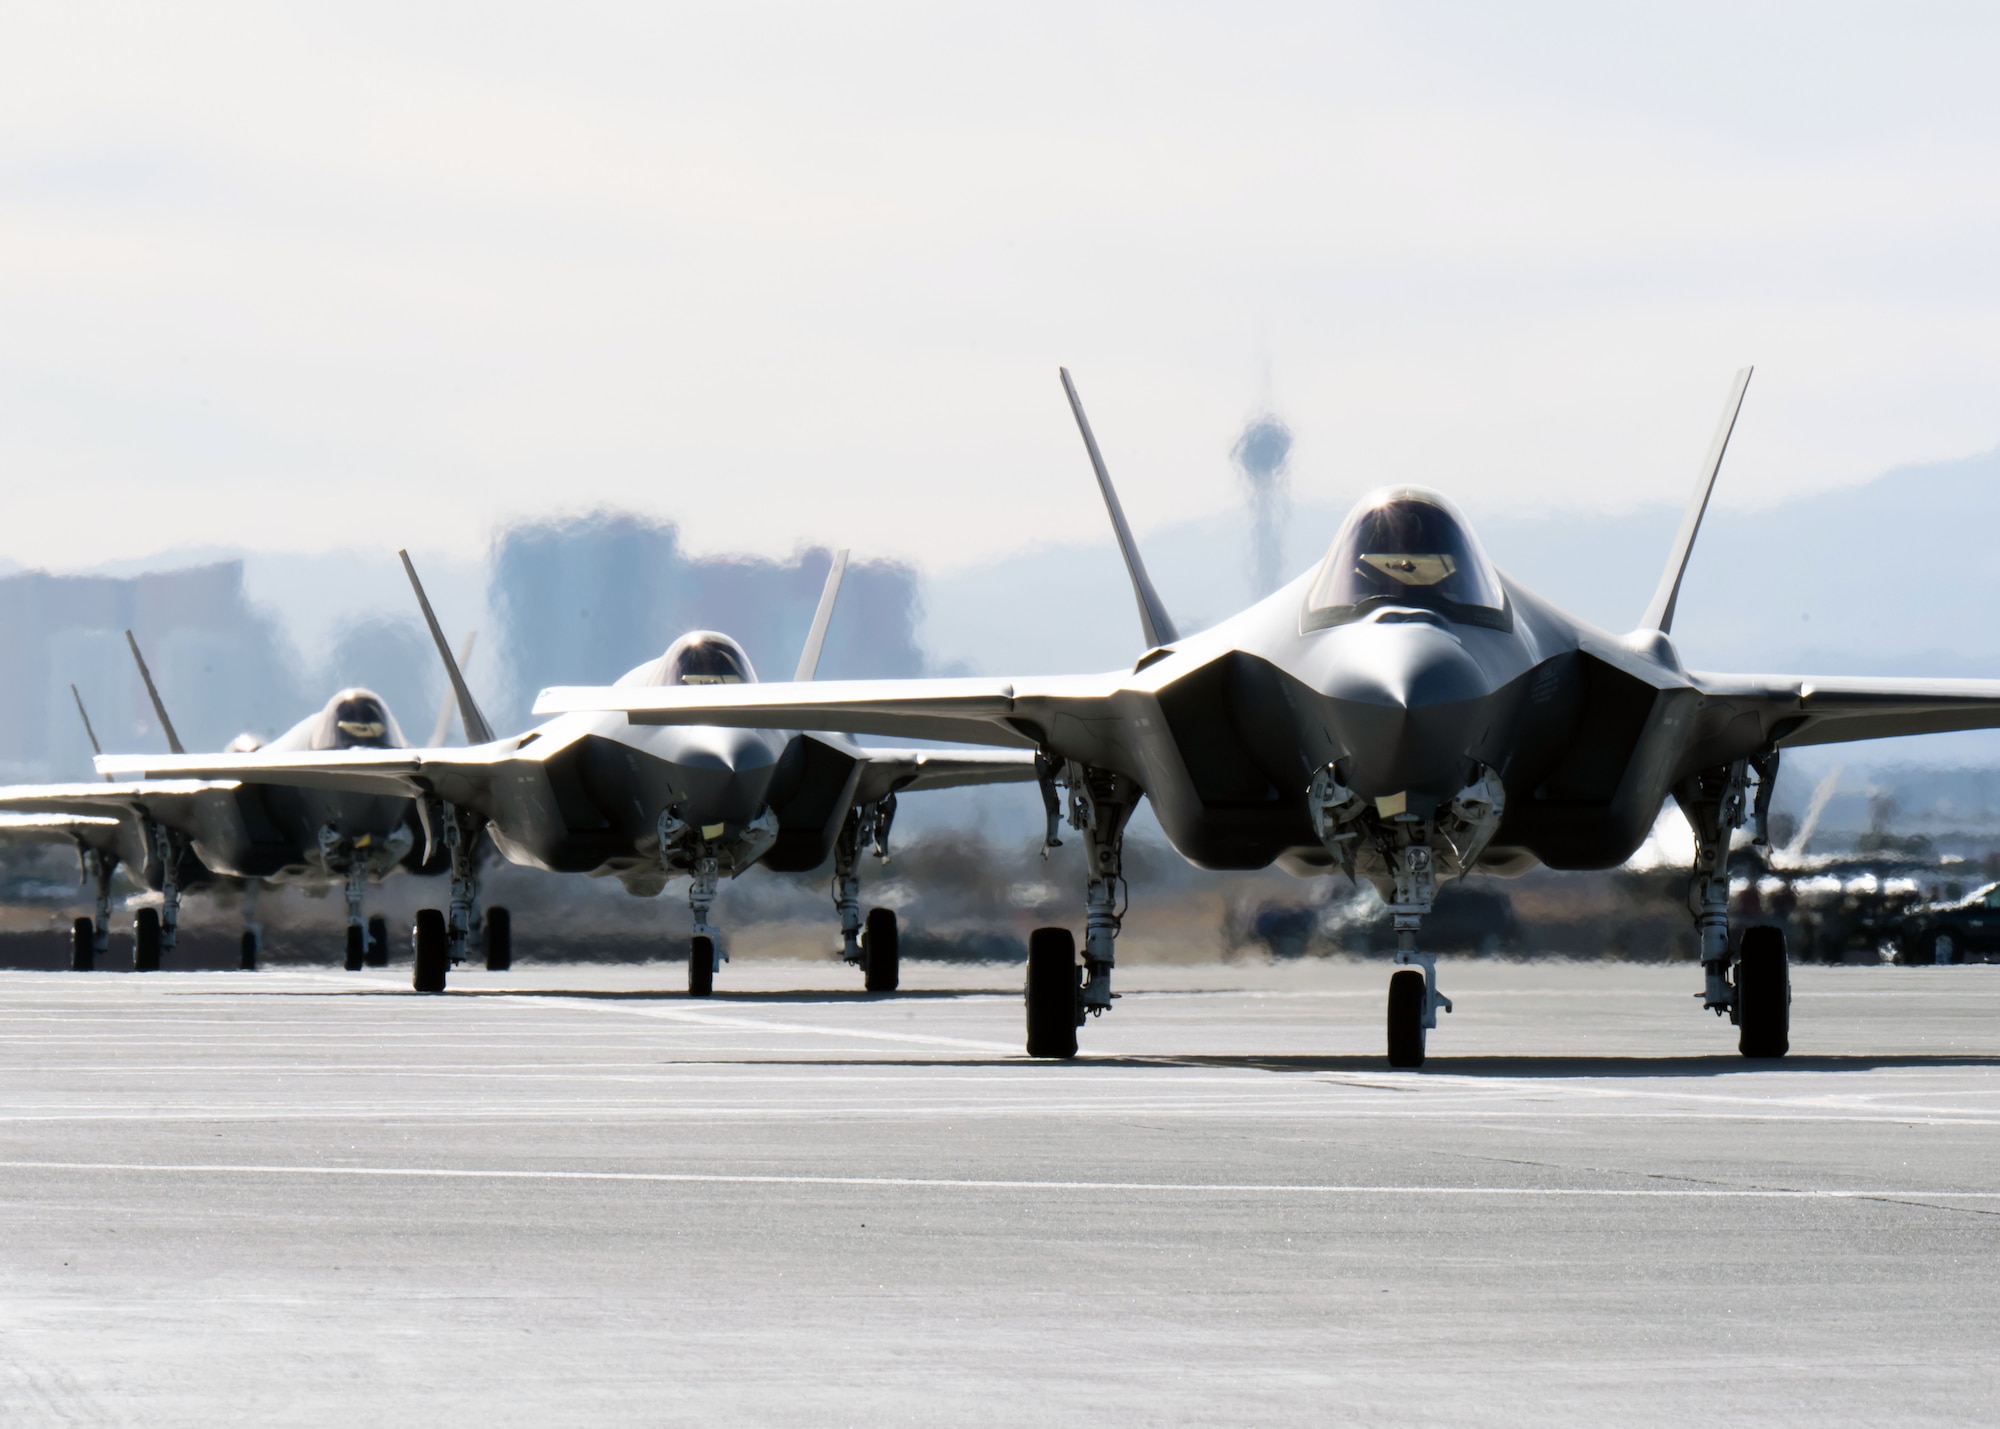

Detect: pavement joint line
[1,1158,1998,1201]
[4,1107,2000,1125]
[488,991,1025,1053]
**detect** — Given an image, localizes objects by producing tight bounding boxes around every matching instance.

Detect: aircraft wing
[0,780,243,826]
[93,747,508,816]
[1693,673,2000,749]
[850,747,1041,804]
[533,674,1130,750]
[0,810,126,846]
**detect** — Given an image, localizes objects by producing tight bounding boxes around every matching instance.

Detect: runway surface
[2,957,1997,1426]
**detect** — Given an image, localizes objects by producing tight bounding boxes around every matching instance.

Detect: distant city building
[488,512,928,730]
[0,563,301,781]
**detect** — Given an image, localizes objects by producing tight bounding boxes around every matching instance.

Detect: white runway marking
[0,1158,1996,1202]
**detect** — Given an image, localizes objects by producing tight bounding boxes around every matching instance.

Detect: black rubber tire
[1737,926,1791,1058]
[239,930,259,971]
[344,923,365,971]
[133,907,161,973]
[1387,969,1427,1068]
[412,908,449,994]
[365,915,390,967]
[71,917,94,973]
[689,934,715,998]
[863,907,899,992]
[1024,927,1079,1059]
[485,907,512,972]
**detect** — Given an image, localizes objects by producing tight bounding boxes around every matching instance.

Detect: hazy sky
[4,2,1997,571]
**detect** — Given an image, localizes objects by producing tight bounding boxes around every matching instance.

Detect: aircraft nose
[1319,619,1494,800]
[674,726,780,826]
[1323,618,1488,710]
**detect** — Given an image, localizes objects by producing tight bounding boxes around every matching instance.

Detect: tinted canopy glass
[650,632,758,688]
[314,690,405,750]
[1304,488,1505,628]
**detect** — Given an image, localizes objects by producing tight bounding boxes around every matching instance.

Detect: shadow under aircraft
[101,550,1040,995]
[525,366,2000,1066]
[0,632,446,971]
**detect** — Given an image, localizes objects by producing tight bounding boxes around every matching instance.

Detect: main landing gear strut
[131,821,188,973]
[411,800,511,994]
[70,846,118,972]
[1023,760,1139,1059]
[832,794,900,995]
[1676,754,1790,1058]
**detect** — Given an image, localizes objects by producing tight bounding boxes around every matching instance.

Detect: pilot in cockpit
[651,632,758,687]
[1304,487,1509,630]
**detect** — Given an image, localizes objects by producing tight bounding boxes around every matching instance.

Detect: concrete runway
[2,957,1998,1426]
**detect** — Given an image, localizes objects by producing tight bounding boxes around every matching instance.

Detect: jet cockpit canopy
[625,631,760,689]
[1304,487,1507,630]
[314,689,407,750]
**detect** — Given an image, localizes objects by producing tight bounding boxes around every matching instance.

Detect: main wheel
[863,907,899,992]
[412,908,449,993]
[484,907,512,971]
[344,923,365,971]
[1387,969,1426,1068]
[71,917,94,973]
[365,915,390,967]
[1024,927,1079,1058]
[1931,929,1958,966]
[1737,925,1791,1059]
[689,934,715,998]
[239,930,259,971]
[133,907,161,972]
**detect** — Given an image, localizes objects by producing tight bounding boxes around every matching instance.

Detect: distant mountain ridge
[10,443,1999,806]
[921,444,2000,680]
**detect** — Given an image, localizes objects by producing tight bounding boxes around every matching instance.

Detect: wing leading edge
[1692,672,2000,750]
[533,673,1128,749]
[849,747,1041,804]
[90,747,507,815]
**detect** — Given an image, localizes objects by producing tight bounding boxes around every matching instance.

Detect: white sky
[3,1,1998,571]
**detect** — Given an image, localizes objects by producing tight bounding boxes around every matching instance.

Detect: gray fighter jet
[100,551,1039,995]
[530,365,2000,1065]
[0,633,436,971]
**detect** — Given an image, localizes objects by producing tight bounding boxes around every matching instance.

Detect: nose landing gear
[1387,913,1454,1069]
[1310,766,1500,1068]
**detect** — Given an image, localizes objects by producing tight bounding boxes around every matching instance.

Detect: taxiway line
[2,1158,1998,1201]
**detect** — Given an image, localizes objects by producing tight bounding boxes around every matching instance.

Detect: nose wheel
[1387,969,1427,1067]
[689,933,716,997]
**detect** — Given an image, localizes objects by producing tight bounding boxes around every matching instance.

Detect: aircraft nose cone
[674,726,780,826]
[1320,619,1494,800]
[1323,619,1488,711]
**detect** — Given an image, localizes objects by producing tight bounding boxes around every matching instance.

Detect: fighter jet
[99,550,1040,995]
[0,680,239,971]
[0,632,439,970]
[529,365,2000,1066]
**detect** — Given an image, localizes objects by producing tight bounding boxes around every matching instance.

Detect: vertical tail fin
[1642,366,1754,634]
[1059,367,1180,652]
[71,684,113,781]
[427,631,478,746]
[794,549,849,682]
[399,550,496,745]
[124,631,185,755]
